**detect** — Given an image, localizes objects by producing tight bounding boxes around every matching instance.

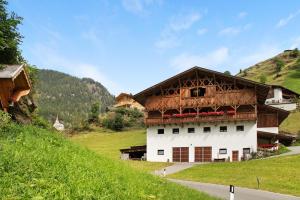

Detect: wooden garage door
[195,147,212,162]
[172,147,189,162]
[232,151,239,162]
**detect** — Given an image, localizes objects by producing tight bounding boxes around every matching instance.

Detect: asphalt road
[169,179,300,200]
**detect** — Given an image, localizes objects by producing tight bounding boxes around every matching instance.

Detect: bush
[259,74,267,84]
[290,48,299,58]
[32,115,51,129]
[0,110,11,128]
[102,112,124,131]
[274,58,284,73]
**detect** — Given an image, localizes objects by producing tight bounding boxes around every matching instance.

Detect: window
[173,128,179,134]
[220,126,227,132]
[219,148,227,154]
[198,88,206,97]
[190,87,206,97]
[157,129,164,134]
[236,125,244,132]
[157,150,164,155]
[203,127,211,133]
[188,128,195,133]
[243,148,251,154]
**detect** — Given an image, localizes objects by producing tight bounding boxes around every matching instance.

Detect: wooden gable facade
[134,67,273,126]
[0,64,31,112]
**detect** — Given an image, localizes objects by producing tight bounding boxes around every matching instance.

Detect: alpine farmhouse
[133,67,299,162]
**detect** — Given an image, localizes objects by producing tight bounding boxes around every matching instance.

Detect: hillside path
[153,163,196,176]
[169,179,300,200]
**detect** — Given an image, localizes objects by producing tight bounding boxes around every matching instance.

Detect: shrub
[88,102,101,123]
[259,74,267,84]
[0,110,11,128]
[224,70,231,75]
[290,48,299,58]
[102,112,124,131]
[274,58,284,73]
[31,115,51,129]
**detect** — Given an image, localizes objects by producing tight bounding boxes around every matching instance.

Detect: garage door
[195,147,212,162]
[172,147,189,162]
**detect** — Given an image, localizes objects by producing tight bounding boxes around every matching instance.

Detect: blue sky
[9,0,300,95]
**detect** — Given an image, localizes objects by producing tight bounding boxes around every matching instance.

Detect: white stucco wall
[257,127,279,134]
[266,88,282,103]
[146,121,257,163]
[268,103,297,111]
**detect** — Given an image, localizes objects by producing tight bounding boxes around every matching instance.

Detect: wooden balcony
[145,112,257,126]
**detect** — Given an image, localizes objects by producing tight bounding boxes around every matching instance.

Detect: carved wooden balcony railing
[145,89,256,111]
[145,112,256,126]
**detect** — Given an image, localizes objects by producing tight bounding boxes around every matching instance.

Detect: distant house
[114,93,144,111]
[133,66,297,163]
[0,64,31,112]
[265,85,299,111]
[53,116,65,131]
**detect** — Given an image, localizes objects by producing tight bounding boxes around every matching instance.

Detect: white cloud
[155,12,201,50]
[219,24,251,36]
[219,27,241,36]
[238,11,247,19]
[170,47,229,71]
[196,28,207,36]
[121,0,163,14]
[276,9,300,28]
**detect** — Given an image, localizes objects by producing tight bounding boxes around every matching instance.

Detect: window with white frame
[220,126,227,132]
[219,148,227,154]
[243,148,251,154]
[188,128,195,133]
[203,127,211,133]
[157,150,164,155]
[236,125,244,132]
[157,129,164,134]
[173,128,179,134]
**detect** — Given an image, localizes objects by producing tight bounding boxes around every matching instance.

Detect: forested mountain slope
[34,69,115,127]
[237,49,300,134]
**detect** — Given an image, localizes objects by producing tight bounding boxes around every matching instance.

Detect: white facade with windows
[146,121,257,162]
[265,87,297,111]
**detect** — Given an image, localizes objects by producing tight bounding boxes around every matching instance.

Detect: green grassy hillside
[237,49,300,134]
[0,124,217,200]
[71,128,171,172]
[35,69,115,128]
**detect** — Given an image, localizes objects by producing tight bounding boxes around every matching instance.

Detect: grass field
[169,155,300,196]
[0,124,217,200]
[70,128,172,172]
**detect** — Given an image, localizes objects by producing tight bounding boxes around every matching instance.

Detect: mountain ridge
[34,69,115,127]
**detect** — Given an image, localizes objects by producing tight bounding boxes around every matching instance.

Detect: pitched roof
[0,64,25,79]
[134,66,270,104]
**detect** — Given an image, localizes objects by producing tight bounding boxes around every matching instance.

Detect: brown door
[172,147,189,162]
[232,151,239,162]
[195,147,212,162]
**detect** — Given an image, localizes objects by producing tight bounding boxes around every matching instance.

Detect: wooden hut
[0,64,31,112]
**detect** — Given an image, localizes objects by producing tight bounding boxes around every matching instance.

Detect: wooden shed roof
[0,64,25,79]
[134,66,270,105]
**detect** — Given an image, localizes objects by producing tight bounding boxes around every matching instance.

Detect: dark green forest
[35,69,115,127]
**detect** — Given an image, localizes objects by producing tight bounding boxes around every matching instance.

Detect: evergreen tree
[0,0,23,64]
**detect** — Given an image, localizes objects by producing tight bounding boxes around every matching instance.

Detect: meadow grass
[70,128,172,172]
[169,155,300,196]
[0,124,218,200]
